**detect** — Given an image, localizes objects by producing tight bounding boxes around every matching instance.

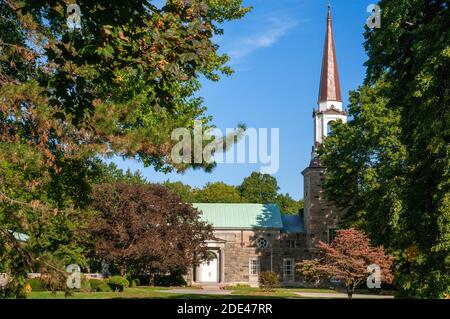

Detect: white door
[200,253,218,283]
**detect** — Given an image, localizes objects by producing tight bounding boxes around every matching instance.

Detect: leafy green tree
[91,161,149,185]
[0,0,250,172]
[162,181,196,203]
[322,0,450,298]
[276,194,304,215]
[0,144,94,297]
[320,81,406,248]
[195,182,243,203]
[161,174,303,212]
[0,0,32,84]
[363,0,450,298]
[0,0,251,297]
[239,172,279,204]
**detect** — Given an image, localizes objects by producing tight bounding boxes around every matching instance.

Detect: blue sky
[109,0,375,199]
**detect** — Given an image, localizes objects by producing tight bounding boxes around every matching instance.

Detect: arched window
[326,120,335,136]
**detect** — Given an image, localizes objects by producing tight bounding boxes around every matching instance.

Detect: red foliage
[298,229,394,298]
[90,183,213,276]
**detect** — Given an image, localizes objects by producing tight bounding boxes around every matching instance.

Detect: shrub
[134,276,151,286]
[89,279,103,290]
[154,273,187,287]
[235,284,251,289]
[107,276,129,292]
[40,273,66,293]
[258,271,279,291]
[89,279,112,292]
[130,278,140,288]
[27,278,46,292]
[99,282,112,292]
[77,276,91,292]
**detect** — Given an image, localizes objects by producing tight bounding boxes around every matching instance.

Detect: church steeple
[318,2,342,108]
[311,2,347,157]
[302,2,347,250]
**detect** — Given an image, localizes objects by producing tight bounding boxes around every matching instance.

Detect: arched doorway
[199,251,219,283]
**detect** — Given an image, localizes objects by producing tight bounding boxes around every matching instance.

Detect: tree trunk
[346,284,354,299]
[149,273,155,286]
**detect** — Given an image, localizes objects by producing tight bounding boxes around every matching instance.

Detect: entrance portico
[194,242,225,284]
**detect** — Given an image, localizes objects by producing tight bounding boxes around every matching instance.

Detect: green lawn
[27,286,337,299]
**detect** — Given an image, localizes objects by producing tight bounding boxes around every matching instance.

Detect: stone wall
[302,165,343,250]
[188,229,311,287]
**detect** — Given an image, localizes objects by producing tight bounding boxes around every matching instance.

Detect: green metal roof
[193,203,283,229]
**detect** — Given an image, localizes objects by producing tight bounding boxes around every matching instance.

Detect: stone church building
[187,4,346,287]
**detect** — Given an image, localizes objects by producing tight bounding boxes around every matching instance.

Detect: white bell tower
[302,2,347,250]
[312,3,347,158]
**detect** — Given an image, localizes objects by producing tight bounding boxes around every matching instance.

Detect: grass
[226,286,336,298]
[227,285,336,293]
[27,286,337,299]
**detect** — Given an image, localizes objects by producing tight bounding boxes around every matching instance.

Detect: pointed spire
[318,2,342,103]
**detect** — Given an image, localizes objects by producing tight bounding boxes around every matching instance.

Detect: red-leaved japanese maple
[297,229,394,298]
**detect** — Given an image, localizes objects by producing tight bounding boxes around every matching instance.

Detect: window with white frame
[249,258,260,276]
[283,258,294,279]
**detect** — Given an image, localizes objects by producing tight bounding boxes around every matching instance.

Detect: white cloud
[228,17,298,61]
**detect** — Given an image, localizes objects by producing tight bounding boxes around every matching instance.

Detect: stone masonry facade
[302,161,343,251]
[187,228,313,287]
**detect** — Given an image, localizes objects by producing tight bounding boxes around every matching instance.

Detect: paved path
[159,288,232,295]
[160,289,394,298]
[295,292,394,299]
